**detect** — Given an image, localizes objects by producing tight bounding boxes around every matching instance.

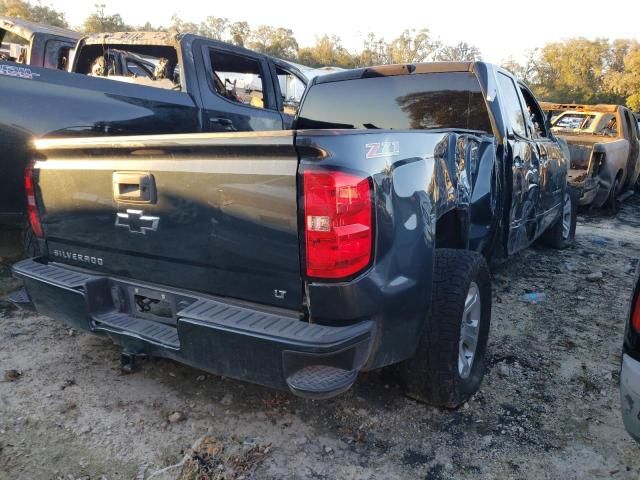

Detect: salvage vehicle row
[541,102,640,211]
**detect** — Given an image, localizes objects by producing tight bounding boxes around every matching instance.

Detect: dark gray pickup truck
[0,31,307,225]
[12,62,576,406]
[0,16,80,69]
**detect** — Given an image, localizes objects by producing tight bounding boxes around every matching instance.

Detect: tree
[357,33,388,66]
[532,37,616,104]
[0,0,68,27]
[297,35,356,68]
[248,25,298,59]
[501,50,539,84]
[605,44,640,110]
[168,14,202,35]
[82,3,129,33]
[202,16,228,40]
[435,42,481,62]
[386,28,440,64]
[229,21,250,47]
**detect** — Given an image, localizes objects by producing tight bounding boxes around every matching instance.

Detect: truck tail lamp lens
[24,165,43,238]
[303,170,373,279]
[632,293,640,333]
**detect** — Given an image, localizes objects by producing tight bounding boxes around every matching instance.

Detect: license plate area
[126,286,176,325]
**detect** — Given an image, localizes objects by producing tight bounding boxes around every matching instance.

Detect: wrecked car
[0,31,308,234]
[11,62,577,407]
[0,16,80,70]
[541,102,640,211]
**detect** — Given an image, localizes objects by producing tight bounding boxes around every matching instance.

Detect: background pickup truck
[0,31,308,225]
[0,16,80,70]
[541,102,640,211]
[12,61,576,407]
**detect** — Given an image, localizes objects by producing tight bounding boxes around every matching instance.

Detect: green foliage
[298,35,357,68]
[435,42,481,62]
[0,0,68,27]
[247,25,298,59]
[229,21,250,47]
[82,4,129,33]
[504,38,640,110]
[386,28,439,64]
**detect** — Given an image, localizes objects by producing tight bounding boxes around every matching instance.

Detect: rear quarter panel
[296,129,497,368]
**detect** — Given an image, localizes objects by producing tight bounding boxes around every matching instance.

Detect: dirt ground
[1,198,639,480]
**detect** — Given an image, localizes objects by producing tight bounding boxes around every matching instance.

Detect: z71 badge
[366,141,400,159]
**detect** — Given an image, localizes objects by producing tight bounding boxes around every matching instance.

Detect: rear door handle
[113,172,157,204]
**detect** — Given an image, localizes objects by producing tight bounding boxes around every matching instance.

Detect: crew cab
[11,62,576,406]
[0,16,80,70]
[0,31,308,226]
[540,102,640,211]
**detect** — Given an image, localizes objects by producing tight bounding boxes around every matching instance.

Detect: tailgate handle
[113,172,156,204]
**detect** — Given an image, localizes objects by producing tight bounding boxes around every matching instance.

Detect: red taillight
[303,170,373,279]
[24,165,43,238]
[632,293,640,333]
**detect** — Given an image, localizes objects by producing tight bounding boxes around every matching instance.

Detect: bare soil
[1,199,639,480]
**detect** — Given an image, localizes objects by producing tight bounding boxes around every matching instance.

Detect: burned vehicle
[540,102,640,210]
[11,62,576,407]
[0,16,80,70]
[0,31,307,228]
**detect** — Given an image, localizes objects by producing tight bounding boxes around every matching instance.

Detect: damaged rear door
[495,71,543,253]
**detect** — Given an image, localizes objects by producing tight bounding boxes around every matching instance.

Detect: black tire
[606,175,622,215]
[398,249,491,408]
[539,187,577,249]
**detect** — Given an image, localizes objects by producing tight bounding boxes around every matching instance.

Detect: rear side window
[624,110,637,140]
[297,72,492,132]
[276,66,306,116]
[208,49,266,109]
[497,72,527,138]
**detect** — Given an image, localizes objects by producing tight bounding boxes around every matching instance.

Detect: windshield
[553,113,596,130]
[297,72,492,132]
[551,111,618,136]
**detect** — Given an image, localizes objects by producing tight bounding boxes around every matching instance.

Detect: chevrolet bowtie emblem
[115,209,159,234]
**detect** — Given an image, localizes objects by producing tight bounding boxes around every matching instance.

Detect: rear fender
[296,130,495,368]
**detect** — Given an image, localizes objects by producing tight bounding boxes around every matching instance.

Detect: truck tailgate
[34,131,302,310]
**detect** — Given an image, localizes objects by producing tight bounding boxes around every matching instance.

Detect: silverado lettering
[52,250,103,266]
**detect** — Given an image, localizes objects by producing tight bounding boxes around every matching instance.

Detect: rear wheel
[399,249,491,408]
[606,174,622,215]
[540,189,577,249]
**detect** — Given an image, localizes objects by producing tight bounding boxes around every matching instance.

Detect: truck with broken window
[541,102,640,211]
[0,31,308,230]
[0,16,80,70]
[12,62,576,406]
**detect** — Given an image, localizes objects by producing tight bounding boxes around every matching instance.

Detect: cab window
[276,67,306,115]
[497,72,528,138]
[519,85,548,138]
[208,49,266,109]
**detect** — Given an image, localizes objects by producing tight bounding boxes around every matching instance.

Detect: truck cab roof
[0,16,81,42]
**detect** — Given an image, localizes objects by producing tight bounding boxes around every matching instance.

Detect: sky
[47,0,639,63]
